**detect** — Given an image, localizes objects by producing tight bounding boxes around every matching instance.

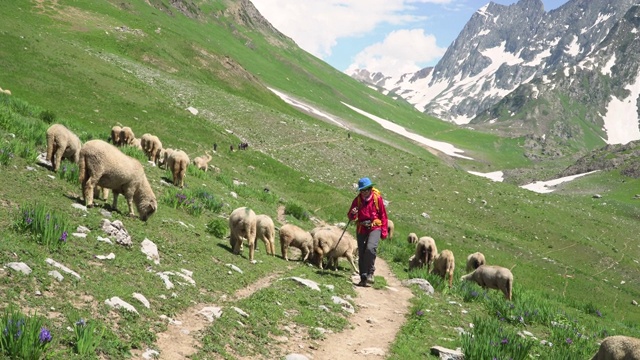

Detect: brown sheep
[387,219,394,239]
[408,236,437,272]
[591,335,640,360]
[192,153,213,171]
[166,150,189,188]
[432,249,455,287]
[407,232,418,244]
[466,252,486,272]
[461,265,513,301]
[78,140,157,221]
[110,125,122,145]
[46,124,82,172]
[313,227,358,272]
[279,224,313,261]
[255,214,276,256]
[229,207,257,261]
[119,126,135,146]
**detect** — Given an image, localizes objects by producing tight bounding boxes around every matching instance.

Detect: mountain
[351,0,640,160]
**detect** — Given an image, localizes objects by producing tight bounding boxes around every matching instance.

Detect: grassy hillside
[1,0,639,359]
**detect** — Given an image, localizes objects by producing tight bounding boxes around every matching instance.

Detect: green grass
[1,1,640,358]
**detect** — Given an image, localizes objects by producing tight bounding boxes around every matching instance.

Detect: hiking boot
[367,275,375,284]
[357,279,370,287]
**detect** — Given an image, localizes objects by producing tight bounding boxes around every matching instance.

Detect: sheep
[387,219,394,239]
[45,124,82,172]
[166,150,189,188]
[130,137,143,151]
[408,236,437,271]
[158,148,174,169]
[110,125,122,145]
[255,214,276,256]
[466,252,486,272]
[407,232,418,244]
[229,207,257,261]
[313,226,358,273]
[146,135,163,165]
[78,140,157,221]
[591,335,640,360]
[432,249,455,287]
[461,265,513,301]
[119,126,135,146]
[192,153,213,171]
[279,224,313,261]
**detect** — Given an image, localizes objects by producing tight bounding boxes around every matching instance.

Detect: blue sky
[250,0,569,77]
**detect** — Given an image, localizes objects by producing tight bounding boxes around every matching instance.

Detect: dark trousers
[357,229,381,280]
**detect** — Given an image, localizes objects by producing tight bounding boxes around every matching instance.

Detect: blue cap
[357,177,374,191]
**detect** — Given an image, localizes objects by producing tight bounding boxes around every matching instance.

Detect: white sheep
[110,125,122,145]
[408,236,437,272]
[313,227,358,272]
[229,207,257,261]
[192,153,213,171]
[466,252,486,272]
[255,214,276,256]
[279,224,313,261]
[432,249,455,287]
[146,135,163,165]
[407,232,418,244]
[591,335,640,360]
[119,126,135,146]
[166,150,189,188]
[387,219,394,239]
[461,265,513,301]
[158,148,174,169]
[45,124,82,172]
[78,140,157,221]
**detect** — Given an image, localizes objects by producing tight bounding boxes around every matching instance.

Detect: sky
[250,0,570,77]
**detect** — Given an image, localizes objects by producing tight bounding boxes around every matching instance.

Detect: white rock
[45,258,81,279]
[226,264,243,274]
[76,226,91,234]
[6,262,32,275]
[289,277,320,291]
[95,253,116,260]
[233,307,249,317]
[105,297,138,314]
[48,270,64,282]
[72,233,87,238]
[72,203,87,211]
[198,307,222,322]
[186,106,198,115]
[97,236,113,245]
[142,349,160,359]
[132,293,151,309]
[157,272,174,289]
[141,238,160,264]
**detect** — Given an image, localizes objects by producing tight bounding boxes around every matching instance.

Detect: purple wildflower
[26,217,33,225]
[76,319,86,327]
[416,310,424,316]
[596,310,602,317]
[46,213,50,221]
[39,327,52,344]
[501,338,509,345]
[59,231,68,242]
[470,290,478,297]
[566,338,573,345]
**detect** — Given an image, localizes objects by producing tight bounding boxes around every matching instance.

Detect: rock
[105,297,138,314]
[430,346,464,360]
[289,277,320,291]
[141,238,160,264]
[359,347,385,356]
[331,296,354,314]
[48,270,64,282]
[402,278,435,295]
[226,263,243,274]
[285,354,309,360]
[142,349,159,359]
[632,300,638,306]
[233,307,249,317]
[45,258,80,279]
[6,262,32,275]
[198,306,222,322]
[95,253,116,260]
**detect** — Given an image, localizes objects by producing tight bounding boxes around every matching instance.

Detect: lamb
[407,232,418,244]
[192,153,213,171]
[432,249,455,287]
[166,150,189,188]
[408,236,437,271]
[119,126,135,146]
[45,124,82,172]
[78,140,157,221]
[591,335,640,360]
[110,125,122,145]
[313,226,358,272]
[466,252,486,272]
[387,219,394,239]
[255,214,276,256]
[229,207,257,261]
[279,224,313,261]
[461,265,513,301]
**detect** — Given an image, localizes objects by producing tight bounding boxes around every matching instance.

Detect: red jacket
[348,190,388,238]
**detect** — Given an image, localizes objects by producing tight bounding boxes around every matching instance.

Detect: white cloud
[250,0,451,58]
[345,29,446,77]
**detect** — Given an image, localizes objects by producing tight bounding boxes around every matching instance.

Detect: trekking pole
[336,219,352,247]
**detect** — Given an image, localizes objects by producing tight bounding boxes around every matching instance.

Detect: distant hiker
[347,177,388,287]
[347,132,351,139]
[213,142,217,152]
[230,145,234,152]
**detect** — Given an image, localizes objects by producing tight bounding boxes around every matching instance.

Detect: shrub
[0,306,52,359]
[39,110,56,124]
[284,202,309,221]
[57,163,80,185]
[206,218,228,238]
[67,313,105,356]
[13,203,70,251]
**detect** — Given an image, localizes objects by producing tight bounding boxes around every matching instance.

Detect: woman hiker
[347,177,389,287]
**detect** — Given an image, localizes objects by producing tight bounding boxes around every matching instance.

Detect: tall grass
[0,306,53,360]
[13,203,70,251]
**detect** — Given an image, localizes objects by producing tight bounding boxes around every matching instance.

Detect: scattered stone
[186,106,198,115]
[99,208,112,217]
[101,219,132,246]
[141,349,159,359]
[323,284,335,291]
[593,194,602,198]
[632,300,638,306]
[48,270,64,282]
[331,296,354,314]
[289,277,320,291]
[171,270,196,286]
[156,272,174,289]
[421,212,431,219]
[36,153,52,167]
[359,347,385,356]
[76,225,91,234]
[285,354,309,360]
[95,253,116,260]
[430,346,464,360]
[402,278,434,295]
[197,307,222,322]
[133,293,151,309]
[105,297,138,314]
[6,262,32,275]
[72,232,87,238]
[45,258,81,279]
[141,239,160,264]
[233,307,249,317]
[230,191,238,199]
[97,236,113,245]
[35,290,42,296]
[26,166,36,171]
[318,305,330,312]
[72,203,87,212]
[226,263,243,274]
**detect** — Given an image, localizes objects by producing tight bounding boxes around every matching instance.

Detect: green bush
[284,202,309,221]
[206,218,228,238]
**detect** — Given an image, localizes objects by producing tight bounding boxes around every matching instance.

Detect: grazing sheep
[110,125,122,145]
[432,249,456,287]
[407,232,418,244]
[192,153,213,171]
[166,150,189,188]
[466,252,486,273]
[229,207,257,261]
[78,140,157,221]
[119,126,135,146]
[158,148,174,169]
[313,227,358,272]
[130,137,143,151]
[255,214,276,256]
[45,124,82,172]
[387,219,394,239]
[591,335,640,360]
[279,224,313,261]
[461,265,513,301]
[146,135,163,165]
[140,133,153,151]
[408,236,438,271]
